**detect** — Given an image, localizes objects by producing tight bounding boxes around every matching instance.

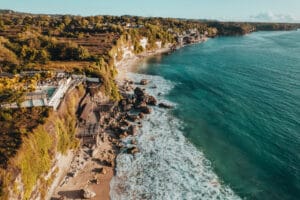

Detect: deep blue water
[137,31,300,200]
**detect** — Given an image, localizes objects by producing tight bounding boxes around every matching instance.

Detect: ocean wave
[110,73,240,200]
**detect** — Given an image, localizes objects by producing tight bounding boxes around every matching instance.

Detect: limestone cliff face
[1,85,85,200]
[110,34,168,66]
[110,36,144,65]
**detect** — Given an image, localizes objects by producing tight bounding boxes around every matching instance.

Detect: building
[86,77,100,83]
[0,72,14,78]
[79,103,97,124]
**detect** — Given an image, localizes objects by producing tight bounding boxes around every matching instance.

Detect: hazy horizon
[0,0,300,23]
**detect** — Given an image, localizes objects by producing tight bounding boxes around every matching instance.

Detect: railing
[48,78,73,110]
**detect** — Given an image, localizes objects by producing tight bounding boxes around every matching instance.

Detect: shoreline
[115,38,209,83]
[115,46,172,83]
[51,41,204,200]
[109,39,241,199]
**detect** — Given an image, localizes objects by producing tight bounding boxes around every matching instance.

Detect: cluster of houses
[121,22,144,29]
[173,28,208,46]
[0,70,100,111]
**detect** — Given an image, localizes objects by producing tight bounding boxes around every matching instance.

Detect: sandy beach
[116,46,172,82]
[50,46,172,200]
[51,143,115,200]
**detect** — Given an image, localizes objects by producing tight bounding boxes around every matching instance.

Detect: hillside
[0,10,300,199]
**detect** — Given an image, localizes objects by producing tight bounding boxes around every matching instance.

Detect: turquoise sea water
[136,31,300,200]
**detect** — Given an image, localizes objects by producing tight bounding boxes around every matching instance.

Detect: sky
[1,0,300,22]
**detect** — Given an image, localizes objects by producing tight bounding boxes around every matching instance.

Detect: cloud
[250,12,299,23]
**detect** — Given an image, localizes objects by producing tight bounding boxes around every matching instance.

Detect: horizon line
[1,9,300,24]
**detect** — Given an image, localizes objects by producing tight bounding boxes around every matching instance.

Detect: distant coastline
[125,30,300,200]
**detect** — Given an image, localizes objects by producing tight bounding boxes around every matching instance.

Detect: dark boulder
[127,96,136,104]
[125,79,134,85]
[119,120,130,127]
[139,106,152,114]
[125,86,133,91]
[134,87,145,97]
[138,112,145,119]
[131,139,137,145]
[140,79,149,85]
[126,114,139,122]
[158,103,173,109]
[128,125,138,135]
[146,95,157,106]
[120,131,128,138]
[119,99,127,106]
[123,104,133,111]
[135,95,147,105]
[135,101,147,109]
[127,146,139,154]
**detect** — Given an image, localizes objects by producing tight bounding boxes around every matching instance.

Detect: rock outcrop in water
[52,79,157,199]
[111,73,242,200]
[140,79,149,85]
[158,102,174,109]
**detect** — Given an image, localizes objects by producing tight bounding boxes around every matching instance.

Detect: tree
[77,46,90,60]
[0,20,6,31]
[62,15,72,26]
[0,44,19,66]
[38,50,50,64]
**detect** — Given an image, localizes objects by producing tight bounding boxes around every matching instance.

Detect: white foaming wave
[110,73,240,200]
[127,72,175,101]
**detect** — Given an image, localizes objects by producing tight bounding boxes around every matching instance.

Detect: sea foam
[110,73,240,200]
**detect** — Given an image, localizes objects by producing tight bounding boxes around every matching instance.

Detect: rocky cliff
[0,85,85,200]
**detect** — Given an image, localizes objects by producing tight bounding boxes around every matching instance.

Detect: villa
[1,70,99,111]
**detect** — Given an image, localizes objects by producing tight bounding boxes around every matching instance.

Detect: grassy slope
[0,85,85,200]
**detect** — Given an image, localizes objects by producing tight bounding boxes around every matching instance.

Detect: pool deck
[1,74,94,110]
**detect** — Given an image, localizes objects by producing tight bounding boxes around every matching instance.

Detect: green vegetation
[16,125,53,199]
[56,94,79,154]
[0,74,41,105]
[254,22,300,31]
[0,107,50,199]
[1,10,298,100]
[0,107,50,169]
[0,86,83,199]
[206,21,300,36]
[0,9,299,199]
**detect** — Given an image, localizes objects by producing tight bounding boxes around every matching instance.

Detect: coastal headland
[51,44,180,199]
[0,9,300,200]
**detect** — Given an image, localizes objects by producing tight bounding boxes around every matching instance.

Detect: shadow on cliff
[53,190,82,199]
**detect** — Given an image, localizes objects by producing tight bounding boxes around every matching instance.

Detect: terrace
[0,70,100,110]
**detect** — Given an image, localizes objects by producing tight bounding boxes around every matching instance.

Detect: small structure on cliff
[0,72,14,78]
[79,102,98,124]
[86,77,100,83]
[22,91,48,107]
[1,71,91,110]
[77,123,101,147]
[77,94,116,147]
[175,29,207,46]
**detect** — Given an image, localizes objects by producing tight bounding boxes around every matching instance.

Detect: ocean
[111,30,300,200]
